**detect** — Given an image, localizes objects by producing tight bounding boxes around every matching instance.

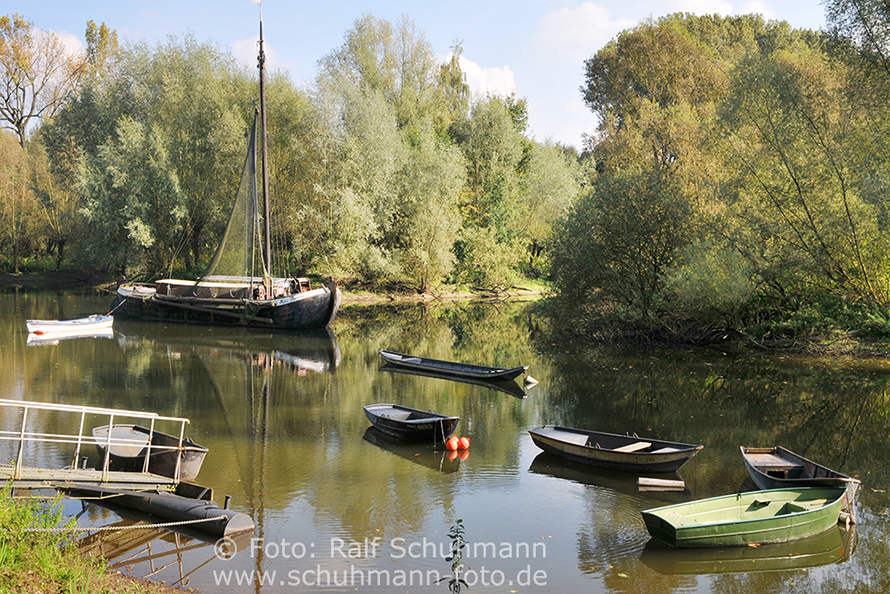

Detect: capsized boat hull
[529,425,702,473]
[363,403,460,443]
[642,487,847,548]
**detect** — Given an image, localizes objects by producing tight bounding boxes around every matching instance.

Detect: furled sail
[201,112,261,282]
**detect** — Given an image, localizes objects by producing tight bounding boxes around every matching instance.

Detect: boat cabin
[156,277,313,300]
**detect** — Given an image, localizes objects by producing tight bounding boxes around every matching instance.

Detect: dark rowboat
[379,350,527,382]
[362,403,459,443]
[741,446,860,491]
[528,426,702,473]
[641,487,848,548]
[379,362,528,398]
[93,424,208,482]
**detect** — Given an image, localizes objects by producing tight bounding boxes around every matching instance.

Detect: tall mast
[258,5,272,293]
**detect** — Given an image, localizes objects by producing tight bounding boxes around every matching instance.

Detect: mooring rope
[18,515,224,533]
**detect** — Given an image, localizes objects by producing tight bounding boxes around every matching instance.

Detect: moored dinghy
[528,425,702,473]
[642,487,848,548]
[26,314,113,336]
[363,403,460,443]
[93,424,208,483]
[379,350,528,382]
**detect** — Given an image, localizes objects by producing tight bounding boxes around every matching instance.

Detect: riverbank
[0,490,182,594]
[0,270,549,304]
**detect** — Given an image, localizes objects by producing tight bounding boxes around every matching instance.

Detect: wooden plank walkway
[0,465,178,491]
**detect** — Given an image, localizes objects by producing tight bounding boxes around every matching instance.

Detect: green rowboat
[642,487,847,548]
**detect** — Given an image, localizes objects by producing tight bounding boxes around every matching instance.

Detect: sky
[16,0,828,149]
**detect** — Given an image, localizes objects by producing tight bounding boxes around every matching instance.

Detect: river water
[1,288,888,593]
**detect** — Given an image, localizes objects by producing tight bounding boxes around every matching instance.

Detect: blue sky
[18,0,827,148]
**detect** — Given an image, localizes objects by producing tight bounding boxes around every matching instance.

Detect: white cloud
[52,30,85,58]
[666,0,733,14]
[456,54,517,98]
[738,1,777,20]
[534,2,636,61]
[233,35,296,74]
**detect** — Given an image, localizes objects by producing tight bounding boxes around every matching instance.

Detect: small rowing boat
[641,487,848,548]
[529,425,702,473]
[379,349,527,381]
[362,403,460,443]
[26,314,113,336]
[93,424,208,483]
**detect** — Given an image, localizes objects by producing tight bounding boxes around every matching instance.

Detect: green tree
[77,117,187,274]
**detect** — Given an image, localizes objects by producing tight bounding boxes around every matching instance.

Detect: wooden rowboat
[363,403,460,443]
[26,314,113,336]
[642,487,848,548]
[378,350,527,382]
[379,362,528,398]
[93,424,208,483]
[741,446,860,494]
[528,425,702,473]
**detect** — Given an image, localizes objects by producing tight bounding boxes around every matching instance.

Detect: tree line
[0,13,583,293]
[3,3,890,343]
[551,2,890,342]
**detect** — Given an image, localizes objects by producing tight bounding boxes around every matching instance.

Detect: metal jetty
[0,398,193,491]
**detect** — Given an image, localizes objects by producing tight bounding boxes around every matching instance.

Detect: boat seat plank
[613,441,651,453]
[650,446,681,454]
[556,433,589,446]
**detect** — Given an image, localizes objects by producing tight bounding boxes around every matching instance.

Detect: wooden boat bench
[650,446,681,454]
[754,452,805,479]
[613,441,652,453]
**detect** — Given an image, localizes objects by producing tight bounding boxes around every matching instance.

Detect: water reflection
[528,452,695,504]
[6,293,890,592]
[639,524,856,575]
[362,426,462,473]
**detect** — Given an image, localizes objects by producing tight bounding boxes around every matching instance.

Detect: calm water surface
[1,289,889,593]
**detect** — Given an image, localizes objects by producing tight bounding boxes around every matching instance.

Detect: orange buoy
[445,435,459,451]
[458,436,470,450]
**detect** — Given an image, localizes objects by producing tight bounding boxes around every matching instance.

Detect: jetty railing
[0,398,191,483]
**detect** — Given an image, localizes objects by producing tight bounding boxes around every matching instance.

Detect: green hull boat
[642,487,847,548]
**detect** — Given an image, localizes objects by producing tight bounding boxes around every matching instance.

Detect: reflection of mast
[249,344,272,594]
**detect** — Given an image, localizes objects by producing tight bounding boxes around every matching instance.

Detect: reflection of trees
[537,338,890,506]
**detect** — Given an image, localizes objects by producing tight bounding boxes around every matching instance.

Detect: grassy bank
[0,488,178,594]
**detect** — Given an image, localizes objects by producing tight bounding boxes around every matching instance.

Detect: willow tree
[313,15,465,290]
[720,35,890,304]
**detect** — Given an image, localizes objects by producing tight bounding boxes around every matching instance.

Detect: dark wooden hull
[741,446,860,506]
[379,363,527,398]
[93,424,208,483]
[363,404,460,443]
[529,426,702,473]
[111,284,341,330]
[378,349,527,381]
